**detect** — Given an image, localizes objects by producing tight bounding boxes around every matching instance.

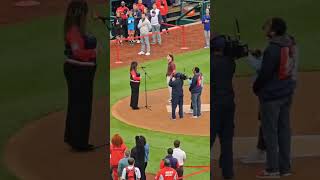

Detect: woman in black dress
[131,136,146,180]
[63,0,97,152]
[130,61,141,110]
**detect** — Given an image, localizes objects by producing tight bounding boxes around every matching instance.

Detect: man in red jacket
[116,1,130,38]
[155,159,179,180]
[156,0,169,33]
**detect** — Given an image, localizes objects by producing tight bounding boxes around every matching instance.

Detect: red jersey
[66,26,96,61]
[155,167,178,180]
[137,3,145,13]
[156,0,168,16]
[130,70,141,82]
[116,6,130,19]
[110,143,127,166]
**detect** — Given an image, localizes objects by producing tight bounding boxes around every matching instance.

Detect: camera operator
[254,17,297,178]
[169,73,184,120]
[189,67,203,118]
[211,35,236,180]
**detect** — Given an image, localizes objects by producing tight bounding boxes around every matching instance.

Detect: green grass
[214,0,320,76]
[0,5,108,180]
[110,49,210,179]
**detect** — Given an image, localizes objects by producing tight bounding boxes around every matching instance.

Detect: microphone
[140,66,147,68]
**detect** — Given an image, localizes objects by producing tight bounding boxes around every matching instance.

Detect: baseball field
[213,0,320,179]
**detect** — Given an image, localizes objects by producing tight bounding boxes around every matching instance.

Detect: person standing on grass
[155,159,179,180]
[130,61,141,110]
[202,8,210,48]
[160,148,180,170]
[166,54,176,104]
[138,13,152,56]
[133,3,142,43]
[131,136,146,180]
[121,158,142,180]
[63,0,97,152]
[169,73,184,120]
[172,140,186,179]
[156,0,169,33]
[118,150,131,179]
[110,134,128,180]
[127,11,136,45]
[189,67,203,118]
[140,136,150,173]
[254,17,297,178]
[150,3,162,45]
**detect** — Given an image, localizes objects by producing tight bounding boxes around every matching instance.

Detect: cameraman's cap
[212,35,226,49]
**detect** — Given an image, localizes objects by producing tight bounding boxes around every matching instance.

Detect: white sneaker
[192,116,198,119]
[145,52,150,56]
[240,150,266,164]
[188,109,193,114]
[204,46,209,49]
[138,51,145,55]
[136,40,140,43]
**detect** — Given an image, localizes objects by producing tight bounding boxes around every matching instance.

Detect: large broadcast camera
[220,19,249,59]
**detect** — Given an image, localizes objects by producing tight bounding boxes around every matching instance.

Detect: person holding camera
[130,61,141,110]
[63,0,97,152]
[254,17,297,178]
[150,3,162,45]
[189,67,203,118]
[211,35,236,179]
[138,13,152,56]
[169,73,184,120]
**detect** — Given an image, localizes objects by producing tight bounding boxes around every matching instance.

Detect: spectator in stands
[110,134,128,180]
[202,8,210,48]
[189,67,203,118]
[144,7,151,20]
[160,148,180,170]
[155,159,179,180]
[114,12,124,44]
[156,0,169,33]
[137,13,152,56]
[140,136,150,170]
[173,140,186,179]
[127,11,136,45]
[121,158,142,180]
[117,1,130,38]
[132,3,142,43]
[136,0,145,12]
[131,136,146,180]
[150,3,162,45]
[118,150,131,178]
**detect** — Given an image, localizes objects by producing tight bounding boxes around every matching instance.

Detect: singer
[130,61,141,110]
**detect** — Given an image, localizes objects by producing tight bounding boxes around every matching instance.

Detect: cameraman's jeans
[260,96,292,173]
[191,92,201,116]
[204,30,210,47]
[172,95,183,119]
[211,102,235,178]
[140,34,150,53]
[151,24,161,44]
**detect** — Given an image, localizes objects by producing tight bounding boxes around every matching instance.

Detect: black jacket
[253,35,297,102]
[189,73,203,94]
[169,76,184,97]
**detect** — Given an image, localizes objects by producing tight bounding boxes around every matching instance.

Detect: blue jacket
[189,73,203,94]
[253,35,297,102]
[202,15,210,31]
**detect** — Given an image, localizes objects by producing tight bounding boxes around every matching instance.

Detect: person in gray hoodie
[138,13,152,56]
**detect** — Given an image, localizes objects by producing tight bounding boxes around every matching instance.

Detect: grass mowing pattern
[110,49,210,179]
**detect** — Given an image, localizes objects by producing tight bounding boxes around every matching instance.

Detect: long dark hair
[130,61,138,71]
[135,136,145,165]
[64,0,88,40]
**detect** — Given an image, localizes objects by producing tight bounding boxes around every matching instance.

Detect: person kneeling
[169,73,184,120]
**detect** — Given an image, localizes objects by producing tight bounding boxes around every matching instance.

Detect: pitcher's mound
[112,86,210,136]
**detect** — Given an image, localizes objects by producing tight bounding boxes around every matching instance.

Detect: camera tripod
[141,67,152,111]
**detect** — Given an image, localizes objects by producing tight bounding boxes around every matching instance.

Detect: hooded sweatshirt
[138,17,152,35]
[253,34,298,102]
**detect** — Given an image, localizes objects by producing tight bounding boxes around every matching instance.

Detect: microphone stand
[140,67,152,111]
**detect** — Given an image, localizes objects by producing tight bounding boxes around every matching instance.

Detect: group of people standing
[110,134,187,180]
[212,17,298,179]
[113,0,169,56]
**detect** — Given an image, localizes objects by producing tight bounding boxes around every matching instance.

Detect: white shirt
[150,8,160,25]
[121,165,141,180]
[173,148,186,166]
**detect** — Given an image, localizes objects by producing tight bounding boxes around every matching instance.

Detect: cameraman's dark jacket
[253,35,297,102]
[169,75,184,97]
[211,55,235,104]
[189,73,203,94]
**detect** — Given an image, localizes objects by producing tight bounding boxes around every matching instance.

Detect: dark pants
[130,82,140,108]
[161,15,169,32]
[172,95,183,119]
[211,102,235,178]
[257,125,267,151]
[176,166,184,179]
[191,92,201,116]
[260,96,292,173]
[64,62,96,148]
[136,163,146,180]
